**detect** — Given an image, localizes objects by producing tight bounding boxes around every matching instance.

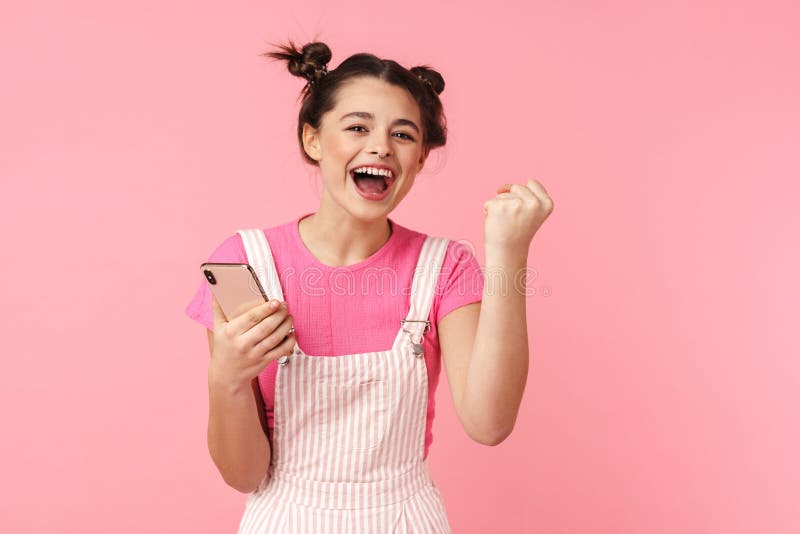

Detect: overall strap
[236,229,285,303]
[393,236,450,347]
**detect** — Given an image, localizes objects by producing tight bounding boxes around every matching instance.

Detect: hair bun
[410,66,445,95]
[264,41,332,86]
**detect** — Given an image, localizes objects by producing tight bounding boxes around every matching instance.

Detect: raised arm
[440,179,554,446]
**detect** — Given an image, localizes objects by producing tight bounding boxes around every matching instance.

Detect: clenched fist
[483,179,554,252]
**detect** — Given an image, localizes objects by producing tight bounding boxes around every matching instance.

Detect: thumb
[210,294,229,329]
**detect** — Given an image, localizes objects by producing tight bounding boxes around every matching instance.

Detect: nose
[367,131,391,159]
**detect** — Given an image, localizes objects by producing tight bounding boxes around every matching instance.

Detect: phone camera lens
[204,270,217,285]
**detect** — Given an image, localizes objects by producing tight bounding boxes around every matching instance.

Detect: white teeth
[353,166,394,178]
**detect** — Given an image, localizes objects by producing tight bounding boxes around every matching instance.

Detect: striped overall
[235,228,452,533]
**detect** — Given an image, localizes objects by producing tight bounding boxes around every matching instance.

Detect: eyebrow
[339,111,420,134]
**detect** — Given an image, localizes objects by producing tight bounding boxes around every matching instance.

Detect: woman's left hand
[482,179,554,252]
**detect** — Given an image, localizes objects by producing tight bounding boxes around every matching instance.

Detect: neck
[298,207,393,267]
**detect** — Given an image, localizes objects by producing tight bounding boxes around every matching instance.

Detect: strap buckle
[400,319,431,334]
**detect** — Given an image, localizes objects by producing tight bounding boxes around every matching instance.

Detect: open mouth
[350,166,395,195]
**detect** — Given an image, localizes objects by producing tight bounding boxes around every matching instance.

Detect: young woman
[185,40,554,533]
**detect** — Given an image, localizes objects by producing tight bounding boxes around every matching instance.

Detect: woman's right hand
[208,295,295,391]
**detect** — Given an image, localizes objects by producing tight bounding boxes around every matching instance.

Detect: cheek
[327,142,350,161]
[321,133,356,159]
[318,136,355,177]
[398,175,416,195]
[402,145,424,166]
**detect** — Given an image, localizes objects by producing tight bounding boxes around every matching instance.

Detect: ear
[417,146,430,172]
[302,123,322,161]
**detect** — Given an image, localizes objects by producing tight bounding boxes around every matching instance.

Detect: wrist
[484,242,529,265]
[208,363,252,397]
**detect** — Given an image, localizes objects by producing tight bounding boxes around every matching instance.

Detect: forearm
[207,376,271,493]
[462,246,530,444]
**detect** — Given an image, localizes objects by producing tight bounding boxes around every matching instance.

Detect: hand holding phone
[201,263,295,387]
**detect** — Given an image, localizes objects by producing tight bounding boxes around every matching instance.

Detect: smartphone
[200,262,270,321]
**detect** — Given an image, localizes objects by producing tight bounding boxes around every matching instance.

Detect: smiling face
[302,76,429,223]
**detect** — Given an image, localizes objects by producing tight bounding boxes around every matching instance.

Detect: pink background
[2,1,798,532]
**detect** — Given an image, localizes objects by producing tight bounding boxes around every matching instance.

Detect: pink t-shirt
[184,213,484,459]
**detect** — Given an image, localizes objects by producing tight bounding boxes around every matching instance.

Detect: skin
[440,179,554,445]
[206,297,294,493]
[298,75,429,266]
[205,75,555,493]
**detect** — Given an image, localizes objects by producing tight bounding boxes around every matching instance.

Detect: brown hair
[263,41,447,166]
